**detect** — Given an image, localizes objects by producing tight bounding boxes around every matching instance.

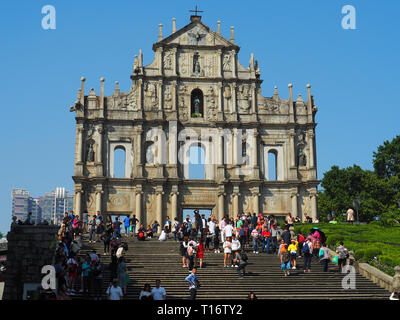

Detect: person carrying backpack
[302,239,312,273]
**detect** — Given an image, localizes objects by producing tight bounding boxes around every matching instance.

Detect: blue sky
[0,0,399,235]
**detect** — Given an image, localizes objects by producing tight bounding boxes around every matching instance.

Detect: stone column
[291,190,298,218]
[95,188,103,213]
[138,79,143,110]
[135,127,143,177]
[232,186,240,217]
[252,191,260,214]
[157,47,163,75]
[231,83,237,114]
[307,130,315,168]
[216,49,222,78]
[289,130,296,167]
[172,81,177,111]
[252,130,258,168]
[170,185,179,222]
[135,185,143,226]
[172,47,177,76]
[232,128,238,167]
[158,80,163,111]
[77,126,83,163]
[218,186,225,221]
[74,189,83,219]
[217,83,223,112]
[96,124,103,163]
[231,50,236,77]
[251,83,256,114]
[310,191,317,219]
[155,186,164,229]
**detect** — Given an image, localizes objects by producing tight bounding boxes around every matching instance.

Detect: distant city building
[39,188,74,225]
[11,189,41,223]
[11,187,73,225]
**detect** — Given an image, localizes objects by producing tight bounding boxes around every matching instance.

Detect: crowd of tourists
[37,208,397,301]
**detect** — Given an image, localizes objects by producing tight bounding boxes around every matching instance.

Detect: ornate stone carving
[222,53,231,71]
[204,55,215,77]
[164,85,172,110]
[188,27,207,45]
[144,82,158,111]
[206,86,217,121]
[127,85,140,111]
[86,140,95,162]
[193,52,204,76]
[163,50,173,70]
[223,85,231,111]
[179,53,189,76]
[238,84,250,113]
[298,146,307,166]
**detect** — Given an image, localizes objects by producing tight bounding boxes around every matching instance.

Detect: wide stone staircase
[75,234,389,300]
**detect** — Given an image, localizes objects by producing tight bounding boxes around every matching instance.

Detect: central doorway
[182,208,212,224]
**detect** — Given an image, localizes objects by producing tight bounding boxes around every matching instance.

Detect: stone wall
[2,225,58,300]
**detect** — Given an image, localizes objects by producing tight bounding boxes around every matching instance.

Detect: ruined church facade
[70,15,319,226]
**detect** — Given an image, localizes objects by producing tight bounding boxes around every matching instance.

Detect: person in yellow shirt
[287,239,298,270]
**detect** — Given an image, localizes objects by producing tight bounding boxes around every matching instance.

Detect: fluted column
[307,130,315,168]
[95,188,103,213]
[252,191,260,214]
[218,187,225,221]
[155,186,164,229]
[216,49,222,78]
[135,185,143,226]
[251,83,256,114]
[232,186,240,217]
[291,191,298,218]
[77,126,83,163]
[135,127,143,177]
[310,191,317,219]
[74,188,83,219]
[232,128,238,167]
[158,80,163,111]
[96,124,103,164]
[289,130,295,167]
[170,186,179,222]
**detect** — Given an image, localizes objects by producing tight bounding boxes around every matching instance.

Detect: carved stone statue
[87,141,95,162]
[164,51,172,70]
[223,54,231,71]
[298,147,307,166]
[193,52,201,76]
[193,97,201,114]
[164,86,172,109]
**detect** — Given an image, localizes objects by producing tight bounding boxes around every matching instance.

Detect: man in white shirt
[223,221,233,239]
[231,235,241,267]
[207,219,216,235]
[151,279,166,300]
[106,279,123,300]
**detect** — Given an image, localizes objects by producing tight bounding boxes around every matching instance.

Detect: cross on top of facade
[189,5,203,16]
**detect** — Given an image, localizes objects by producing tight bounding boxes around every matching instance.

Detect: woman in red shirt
[197,240,205,268]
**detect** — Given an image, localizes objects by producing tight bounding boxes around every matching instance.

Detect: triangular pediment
[154,19,239,50]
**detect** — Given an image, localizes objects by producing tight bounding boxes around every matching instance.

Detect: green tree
[318,165,399,222]
[373,135,400,179]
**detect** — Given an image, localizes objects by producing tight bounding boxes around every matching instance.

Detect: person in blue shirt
[185,267,199,300]
[152,221,160,234]
[164,216,172,234]
[123,216,130,237]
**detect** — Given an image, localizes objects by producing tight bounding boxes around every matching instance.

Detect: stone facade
[70,15,319,227]
[3,226,58,300]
